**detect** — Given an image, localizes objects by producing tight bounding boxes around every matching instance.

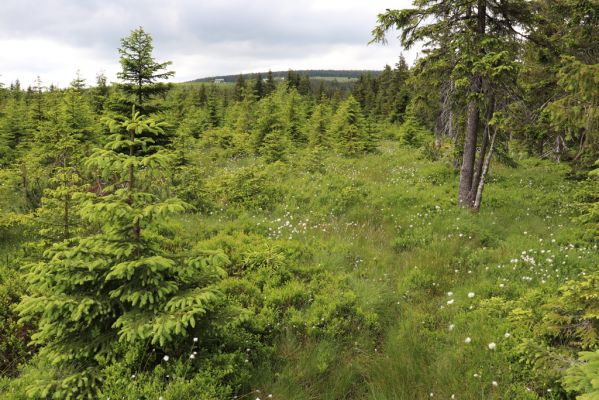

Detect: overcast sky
[0,0,417,88]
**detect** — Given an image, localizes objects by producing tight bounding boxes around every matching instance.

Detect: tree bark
[470,97,494,205]
[435,115,443,150]
[458,83,481,206]
[473,127,498,211]
[470,128,488,202]
[458,0,486,208]
[555,132,564,162]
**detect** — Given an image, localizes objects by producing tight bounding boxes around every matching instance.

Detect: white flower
[447,299,455,305]
[467,292,475,298]
[492,381,498,387]
[193,337,198,342]
[447,291,454,297]
[162,355,169,362]
[504,332,511,338]
[190,354,195,359]
[488,342,496,350]
[464,337,472,344]
[499,283,505,288]
[448,324,455,331]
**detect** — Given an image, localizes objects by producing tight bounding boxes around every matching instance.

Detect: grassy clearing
[177,141,595,399]
[1,140,595,399]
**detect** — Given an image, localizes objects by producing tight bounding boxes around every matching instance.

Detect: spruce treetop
[117,26,175,111]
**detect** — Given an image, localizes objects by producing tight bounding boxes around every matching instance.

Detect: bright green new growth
[329,96,376,156]
[17,109,228,399]
[308,102,331,148]
[564,349,599,399]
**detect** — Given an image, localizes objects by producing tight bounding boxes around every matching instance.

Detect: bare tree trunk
[436,80,453,150]
[448,110,455,140]
[435,115,443,150]
[470,97,494,205]
[458,0,486,207]
[473,128,498,211]
[20,163,28,203]
[470,128,488,201]
[458,84,481,206]
[574,131,586,161]
[555,132,563,162]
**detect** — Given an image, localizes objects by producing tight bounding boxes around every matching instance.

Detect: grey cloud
[0,0,414,85]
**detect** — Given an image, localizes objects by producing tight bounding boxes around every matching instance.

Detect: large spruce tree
[372,0,533,208]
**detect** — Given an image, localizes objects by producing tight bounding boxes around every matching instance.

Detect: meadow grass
[179,141,595,399]
[1,140,595,399]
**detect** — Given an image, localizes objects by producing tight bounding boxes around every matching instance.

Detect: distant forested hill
[190,69,382,83]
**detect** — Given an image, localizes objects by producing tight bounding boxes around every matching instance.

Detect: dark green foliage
[251,93,284,155]
[207,164,283,211]
[308,102,332,148]
[564,349,599,399]
[0,97,32,165]
[399,112,430,148]
[329,96,376,155]
[353,58,411,123]
[233,74,246,102]
[253,73,265,99]
[574,177,599,242]
[548,57,599,164]
[91,73,109,113]
[117,27,174,113]
[17,111,228,398]
[261,130,289,163]
[283,88,306,145]
[205,85,222,129]
[0,268,29,378]
[265,70,276,95]
[286,70,301,89]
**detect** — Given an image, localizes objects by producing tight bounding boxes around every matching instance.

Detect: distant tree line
[192,69,382,83]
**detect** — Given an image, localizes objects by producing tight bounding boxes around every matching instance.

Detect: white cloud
[0,0,416,87]
[0,38,120,88]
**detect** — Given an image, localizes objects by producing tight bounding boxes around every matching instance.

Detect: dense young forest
[0,1,598,399]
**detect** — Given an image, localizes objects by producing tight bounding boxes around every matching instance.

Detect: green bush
[206,164,284,211]
[563,350,599,399]
[0,267,30,378]
[398,115,429,148]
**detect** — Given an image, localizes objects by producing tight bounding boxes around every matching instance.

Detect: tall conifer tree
[117,27,174,114]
